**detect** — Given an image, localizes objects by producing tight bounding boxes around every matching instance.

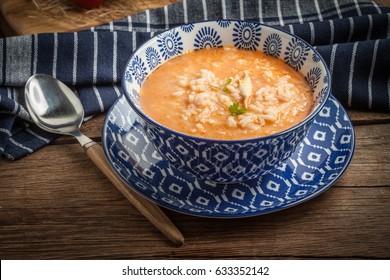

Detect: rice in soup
[140,47,313,140]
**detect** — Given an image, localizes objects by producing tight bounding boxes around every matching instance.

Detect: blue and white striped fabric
[1,0,389,160]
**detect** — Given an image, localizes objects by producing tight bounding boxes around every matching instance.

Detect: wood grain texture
[0,0,181,36]
[1,120,389,259]
[337,123,390,187]
[375,0,390,6]
[84,141,184,246]
[1,0,389,37]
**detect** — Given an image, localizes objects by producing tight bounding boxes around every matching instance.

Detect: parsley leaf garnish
[229,102,247,115]
[210,78,233,92]
[222,77,232,92]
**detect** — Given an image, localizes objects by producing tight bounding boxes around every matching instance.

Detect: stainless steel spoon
[25,74,184,246]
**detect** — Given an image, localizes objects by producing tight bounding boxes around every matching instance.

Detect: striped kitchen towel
[0,0,389,160]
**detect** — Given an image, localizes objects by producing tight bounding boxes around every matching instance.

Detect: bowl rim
[121,19,331,144]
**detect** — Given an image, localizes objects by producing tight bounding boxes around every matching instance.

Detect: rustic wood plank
[1,123,389,259]
[0,0,181,36]
[1,0,388,37]
[348,110,390,126]
[337,123,390,186]
[376,0,390,6]
[1,170,389,259]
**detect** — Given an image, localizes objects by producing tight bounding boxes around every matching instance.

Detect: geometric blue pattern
[156,29,183,60]
[102,95,355,218]
[232,21,261,50]
[284,37,310,71]
[217,20,231,28]
[145,47,161,70]
[194,27,222,49]
[128,55,148,86]
[263,33,282,57]
[305,67,322,91]
[180,24,195,33]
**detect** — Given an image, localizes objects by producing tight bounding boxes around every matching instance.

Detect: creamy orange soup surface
[140,47,313,140]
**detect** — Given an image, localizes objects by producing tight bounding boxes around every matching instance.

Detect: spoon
[25,74,184,246]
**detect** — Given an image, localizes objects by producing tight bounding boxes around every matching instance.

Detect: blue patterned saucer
[102,95,354,218]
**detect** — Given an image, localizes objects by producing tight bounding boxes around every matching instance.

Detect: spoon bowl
[26,74,83,135]
[26,75,92,146]
[25,74,184,246]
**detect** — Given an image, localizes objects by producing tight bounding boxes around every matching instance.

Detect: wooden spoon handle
[84,141,184,246]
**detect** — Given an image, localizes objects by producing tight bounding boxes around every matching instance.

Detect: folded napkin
[1,0,389,160]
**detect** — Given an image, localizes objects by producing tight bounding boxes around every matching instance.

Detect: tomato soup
[140,47,313,140]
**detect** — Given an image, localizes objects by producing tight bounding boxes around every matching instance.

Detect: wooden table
[0,0,181,36]
[1,0,390,260]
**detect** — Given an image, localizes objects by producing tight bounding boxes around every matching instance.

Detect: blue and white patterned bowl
[122,20,331,183]
[102,94,354,217]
